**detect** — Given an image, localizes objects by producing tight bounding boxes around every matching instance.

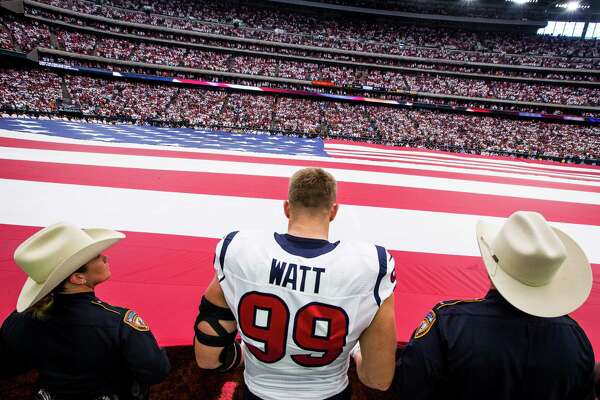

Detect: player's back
[215,230,395,400]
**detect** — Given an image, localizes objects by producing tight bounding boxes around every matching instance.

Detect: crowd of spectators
[57,30,96,54]
[162,88,227,126]
[398,63,598,82]
[28,0,599,69]
[0,69,61,112]
[3,14,596,107]
[219,93,275,131]
[94,37,136,60]
[0,22,13,50]
[131,42,187,66]
[65,75,179,120]
[4,12,598,84]
[323,102,377,139]
[369,107,599,161]
[35,46,600,107]
[29,57,600,117]
[3,14,50,52]
[273,97,323,134]
[1,68,597,162]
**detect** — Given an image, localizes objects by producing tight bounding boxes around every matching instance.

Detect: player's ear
[329,203,339,222]
[284,200,291,219]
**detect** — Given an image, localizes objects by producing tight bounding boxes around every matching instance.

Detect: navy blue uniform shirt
[0,292,170,399]
[394,289,595,400]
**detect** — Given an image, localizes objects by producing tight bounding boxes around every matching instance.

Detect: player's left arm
[353,247,398,391]
[354,294,397,391]
[193,276,243,371]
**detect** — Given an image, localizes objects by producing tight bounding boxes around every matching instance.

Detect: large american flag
[0,118,598,354]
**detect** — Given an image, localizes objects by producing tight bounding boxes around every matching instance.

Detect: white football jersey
[214,230,396,400]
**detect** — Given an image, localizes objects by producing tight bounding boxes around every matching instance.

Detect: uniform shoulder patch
[414,310,436,339]
[123,310,150,332]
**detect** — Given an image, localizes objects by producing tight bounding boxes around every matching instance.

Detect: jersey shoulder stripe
[219,231,239,273]
[374,245,388,307]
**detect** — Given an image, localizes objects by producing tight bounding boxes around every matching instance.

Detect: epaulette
[434,298,484,311]
[413,298,484,340]
[91,299,150,331]
[90,299,122,316]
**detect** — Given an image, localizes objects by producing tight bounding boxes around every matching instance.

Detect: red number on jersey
[238,293,349,367]
[291,302,349,367]
[238,292,289,363]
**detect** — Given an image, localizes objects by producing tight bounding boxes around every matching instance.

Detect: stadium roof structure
[267,0,600,23]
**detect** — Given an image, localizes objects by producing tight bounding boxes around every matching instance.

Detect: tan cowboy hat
[14,222,125,312]
[476,211,592,318]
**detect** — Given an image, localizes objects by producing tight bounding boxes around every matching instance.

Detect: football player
[193,167,397,400]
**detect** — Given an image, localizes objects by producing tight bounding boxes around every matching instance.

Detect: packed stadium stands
[0,1,589,71]
[1,68,598,162]
[1,16,596,108]
[0,0,598,164]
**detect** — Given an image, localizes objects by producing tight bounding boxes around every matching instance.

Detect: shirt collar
[54,291,97,302]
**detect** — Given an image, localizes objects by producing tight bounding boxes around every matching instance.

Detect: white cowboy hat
[14,222,125,312]
[476,211,592,318]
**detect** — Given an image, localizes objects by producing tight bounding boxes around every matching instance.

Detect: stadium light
[510,0,530,5]
[556,1,582,10]
[566,1,580,10]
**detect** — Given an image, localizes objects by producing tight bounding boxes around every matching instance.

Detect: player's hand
[350,342,361,359]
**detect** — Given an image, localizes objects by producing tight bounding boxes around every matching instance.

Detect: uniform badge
[123,310,150,332]
[414,310,436,339]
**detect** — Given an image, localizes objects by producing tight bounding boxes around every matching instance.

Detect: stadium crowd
[25,0,599,69]
[0,69,61,112]
[1,13,597,109]
[38,50,600,106]
[2,13,598,82]
[1,68,597,163]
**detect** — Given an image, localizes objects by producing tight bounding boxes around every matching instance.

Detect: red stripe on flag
[1,137,599,193]
[1,159,599,225]
[326,139,600,172]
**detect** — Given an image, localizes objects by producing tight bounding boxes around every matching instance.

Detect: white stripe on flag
[1,146,599,205]
[325,143,600,175]
[1,178,599,263]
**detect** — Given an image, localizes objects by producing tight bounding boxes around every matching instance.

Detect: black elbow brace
[194,296,237,347]
[194,296,241,373]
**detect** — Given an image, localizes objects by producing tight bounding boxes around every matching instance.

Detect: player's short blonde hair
[288,168,337,211]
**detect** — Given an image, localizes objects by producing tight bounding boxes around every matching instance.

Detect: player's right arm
[193,276,241,371]
[353,294,397,391]
[193,232,243,372]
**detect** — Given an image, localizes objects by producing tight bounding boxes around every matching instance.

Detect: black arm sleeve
[120,323,171,385]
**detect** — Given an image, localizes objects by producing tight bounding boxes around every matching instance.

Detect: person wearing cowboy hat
[393,211,595,400]
[0,222,170,399]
